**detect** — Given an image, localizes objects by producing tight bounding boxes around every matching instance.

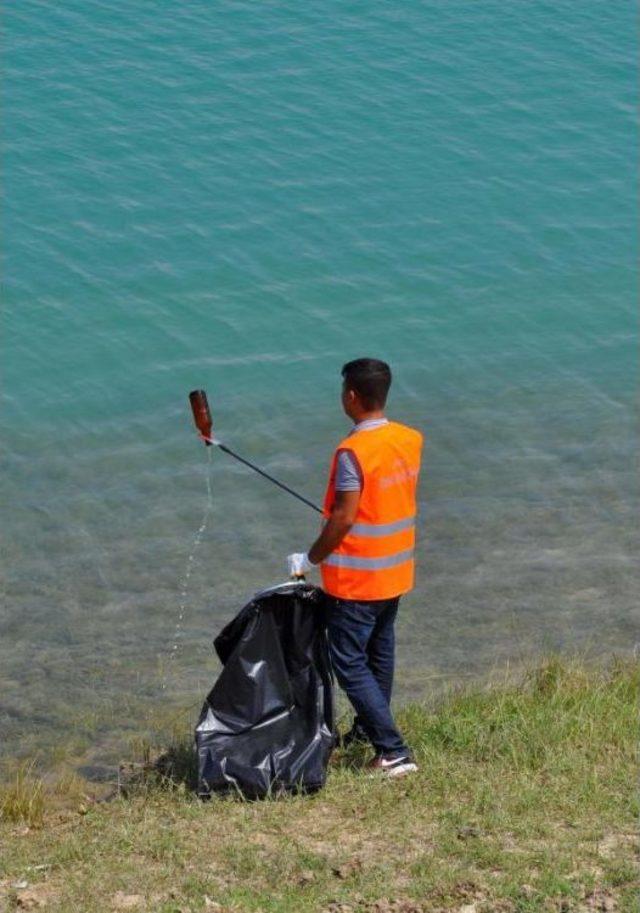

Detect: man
[287,358,423,778]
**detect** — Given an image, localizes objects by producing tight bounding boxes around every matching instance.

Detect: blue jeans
[326,596,409,760]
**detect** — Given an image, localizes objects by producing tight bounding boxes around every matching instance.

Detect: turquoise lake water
[2,1,637,765]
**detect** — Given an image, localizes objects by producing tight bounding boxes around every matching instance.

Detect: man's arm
[308,489,361,565]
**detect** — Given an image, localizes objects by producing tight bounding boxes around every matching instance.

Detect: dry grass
[0,763,45,828]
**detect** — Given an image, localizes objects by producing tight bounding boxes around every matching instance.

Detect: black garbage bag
[195,582,335,798]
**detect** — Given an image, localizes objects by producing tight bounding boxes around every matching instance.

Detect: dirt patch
[323,898,496,913]
[582,887,617,911]
[596,832,638,859]
[4,881,58,910]
[111,893,146,910]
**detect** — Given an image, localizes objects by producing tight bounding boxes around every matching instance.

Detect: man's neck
[353,410,386,425]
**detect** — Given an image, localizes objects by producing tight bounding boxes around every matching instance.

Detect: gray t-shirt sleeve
[335,449,363,491]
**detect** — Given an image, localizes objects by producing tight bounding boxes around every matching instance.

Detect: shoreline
[2,643,636,782]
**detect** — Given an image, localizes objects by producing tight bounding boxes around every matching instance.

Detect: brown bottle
[189,390,213,445]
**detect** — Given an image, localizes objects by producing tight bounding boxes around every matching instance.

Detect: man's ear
[341,386,358,418]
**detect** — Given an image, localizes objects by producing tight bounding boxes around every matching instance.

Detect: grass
[0,763,45,829]
[0,656,637,913]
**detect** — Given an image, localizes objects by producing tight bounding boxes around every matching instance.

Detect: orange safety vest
[321,421,423,601]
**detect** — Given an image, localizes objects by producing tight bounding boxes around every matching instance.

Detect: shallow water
[1,1,637,765]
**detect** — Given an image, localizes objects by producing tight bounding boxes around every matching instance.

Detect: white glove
[287,552,313,578]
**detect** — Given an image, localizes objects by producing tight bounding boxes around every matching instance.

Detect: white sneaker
[367,755,418,778]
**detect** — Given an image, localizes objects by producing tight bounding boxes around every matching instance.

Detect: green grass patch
[0,655,637,913]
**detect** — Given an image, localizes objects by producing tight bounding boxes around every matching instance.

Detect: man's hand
[286,552,313,578]
[307,489,361,565]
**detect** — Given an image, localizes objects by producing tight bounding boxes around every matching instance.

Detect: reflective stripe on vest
[349,515,415,538]
[323,547,415,570]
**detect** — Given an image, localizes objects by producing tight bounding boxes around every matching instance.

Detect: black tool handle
[217,443,323,514]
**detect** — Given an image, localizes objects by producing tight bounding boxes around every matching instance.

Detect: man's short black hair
[341,358,392,410]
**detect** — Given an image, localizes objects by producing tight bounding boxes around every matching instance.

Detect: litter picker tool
[188,390,323,514]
